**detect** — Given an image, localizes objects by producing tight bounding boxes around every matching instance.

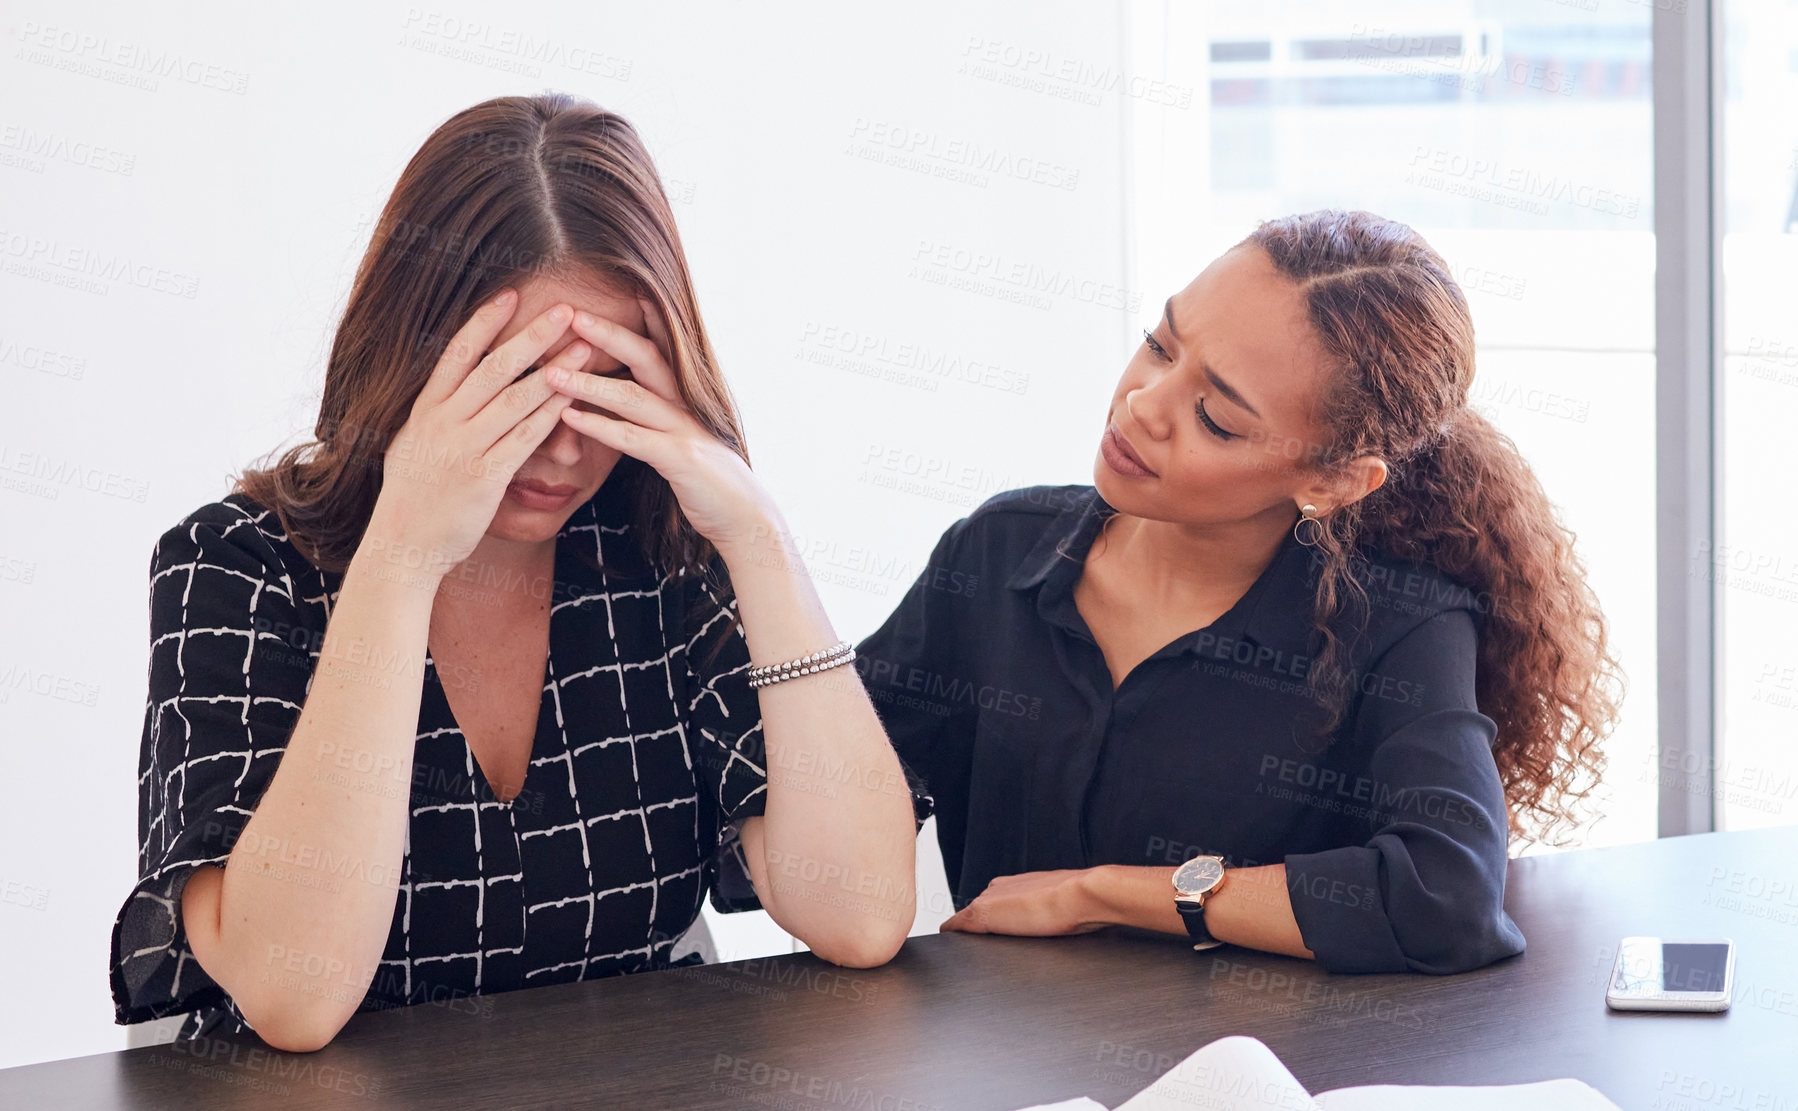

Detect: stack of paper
[1011,1035,1621,1111]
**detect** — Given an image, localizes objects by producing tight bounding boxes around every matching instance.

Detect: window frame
[1653,0,1723,837]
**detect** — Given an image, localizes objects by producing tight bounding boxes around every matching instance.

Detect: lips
[504,476,581,510]
[509,478,579,497]
[1102,423,1157,478]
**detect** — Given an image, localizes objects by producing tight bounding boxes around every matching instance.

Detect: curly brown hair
[1244,210,1623,849]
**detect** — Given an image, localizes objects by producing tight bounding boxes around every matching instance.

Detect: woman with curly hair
[859,209,1620,974]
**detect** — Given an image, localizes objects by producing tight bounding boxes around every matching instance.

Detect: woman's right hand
[365,290,590,576]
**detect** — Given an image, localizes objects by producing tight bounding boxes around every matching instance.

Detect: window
[1717,0,1798,830]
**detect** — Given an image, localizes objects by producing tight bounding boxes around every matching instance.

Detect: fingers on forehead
[447,293,519,357]
[582,310,661,363]
[480,305,574,369]
[528,305,573,344]
[540,334,620,374]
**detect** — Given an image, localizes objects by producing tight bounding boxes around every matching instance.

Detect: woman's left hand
[550,299,771,550]
[939,869,1114,936]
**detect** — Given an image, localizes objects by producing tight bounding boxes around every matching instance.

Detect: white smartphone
[1605,936,1735,1012]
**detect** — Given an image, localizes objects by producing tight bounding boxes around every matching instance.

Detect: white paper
[1116,1036,1317,1111]
[1107,1035,1622,1111]
[1007,1100,1110,1111]
[1315,1078,1621,1111]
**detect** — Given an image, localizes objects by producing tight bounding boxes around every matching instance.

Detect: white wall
[0,0,1137,1068]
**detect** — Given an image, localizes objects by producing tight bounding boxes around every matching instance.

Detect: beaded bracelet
[746,641,857,689]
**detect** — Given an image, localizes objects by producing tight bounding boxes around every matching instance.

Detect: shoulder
[966,484,1091,525]
[939,484,1091,553]
[150,494,314,606]
[1339,547,1489,655]
[907,484,1092,583]
[153,494,285,559]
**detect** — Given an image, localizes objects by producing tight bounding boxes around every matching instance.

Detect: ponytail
[1248,212,1621,847]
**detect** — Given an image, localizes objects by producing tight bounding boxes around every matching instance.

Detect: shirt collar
[1005,485,1320,653]
[1003,485,1114,594]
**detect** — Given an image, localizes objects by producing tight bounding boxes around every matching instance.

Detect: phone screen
[1615,941,1731,993]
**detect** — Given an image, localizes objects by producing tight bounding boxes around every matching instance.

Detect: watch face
[1173,855,1225,896]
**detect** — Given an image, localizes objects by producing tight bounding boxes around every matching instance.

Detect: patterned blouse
[110,468,787,1040]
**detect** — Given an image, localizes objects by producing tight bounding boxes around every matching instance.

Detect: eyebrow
[1162,297,1263,420]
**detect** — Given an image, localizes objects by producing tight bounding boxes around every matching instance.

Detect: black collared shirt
[857,485,1526,975]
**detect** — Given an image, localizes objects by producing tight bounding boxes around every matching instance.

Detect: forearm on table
[1081,864,1316,961]
[186,538,440,1048]
[716,513,918,964]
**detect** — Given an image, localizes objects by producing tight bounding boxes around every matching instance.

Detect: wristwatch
[1173,855,1228,951]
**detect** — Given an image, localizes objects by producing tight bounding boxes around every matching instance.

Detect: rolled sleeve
[679,565,769,914]
[858,516,999,897]
[1283,609,1526,975]
[855,520,976,816]
[111,504,313,1025]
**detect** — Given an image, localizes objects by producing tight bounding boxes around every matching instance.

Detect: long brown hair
[238,93,746,582]
[1245,210,1622,848]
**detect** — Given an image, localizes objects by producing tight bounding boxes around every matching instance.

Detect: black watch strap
[1176,896,1221,950]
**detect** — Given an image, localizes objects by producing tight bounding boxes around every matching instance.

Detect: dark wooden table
[9,828,1798,1108]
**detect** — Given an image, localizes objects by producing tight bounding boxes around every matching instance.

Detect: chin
[1092,458,1175,523]
[486,502,580,544]
[1091,458,1138,511]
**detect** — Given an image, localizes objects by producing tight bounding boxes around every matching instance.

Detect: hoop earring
[1294,504,1324,547]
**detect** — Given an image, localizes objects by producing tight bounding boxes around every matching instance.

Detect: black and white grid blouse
[110,468,796,1041]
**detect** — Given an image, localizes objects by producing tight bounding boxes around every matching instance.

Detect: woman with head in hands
[110,93,925,1052]
[858,209,1620,974]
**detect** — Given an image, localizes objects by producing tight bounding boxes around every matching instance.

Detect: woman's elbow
[1395,897,1524,974]
[258,1020,340,1054]
[231,985,355,1053]
[799,910,912,969]
[811,934,906,970]
[234,1005,346,1054]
